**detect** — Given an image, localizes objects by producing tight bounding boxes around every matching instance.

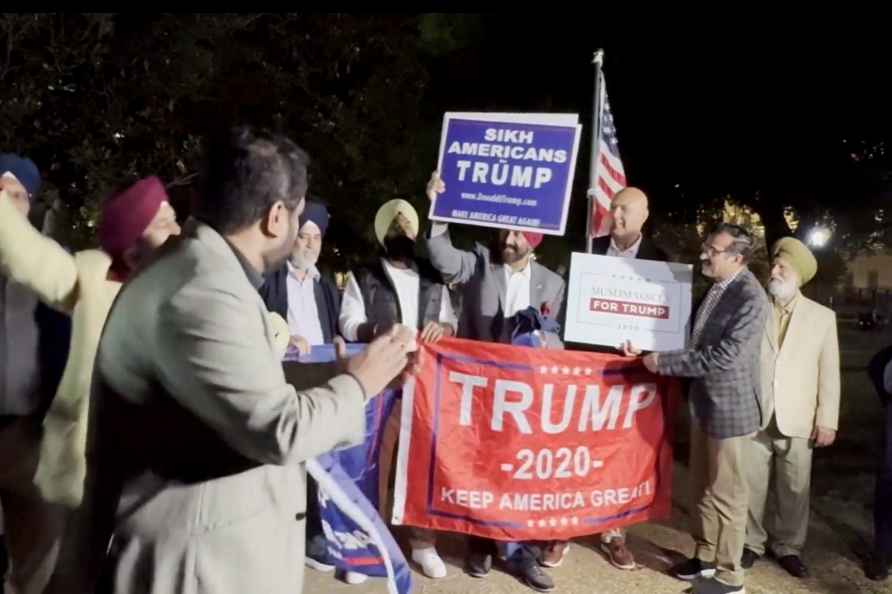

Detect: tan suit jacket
[760,293,840,438]
[66,219,367,594]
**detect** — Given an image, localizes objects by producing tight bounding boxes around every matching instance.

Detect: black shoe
[691,577,745,594]
[866,552,891,581]
[466,551,492,578]
[509,556,555,592]
[304,534,335,572]
[740,548,760,569]
[671,557,717,581]
[777,554,808,578]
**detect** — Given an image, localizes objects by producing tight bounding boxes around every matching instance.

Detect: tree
[1,14,434,267]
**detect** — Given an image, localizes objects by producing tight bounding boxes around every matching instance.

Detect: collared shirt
[691,267,744,345]
[285,262,325,346]
[339,258,458,342]
[226,240,264,290]
[772,291,800,349]
[503,260,532,318]
[606,235,643,259]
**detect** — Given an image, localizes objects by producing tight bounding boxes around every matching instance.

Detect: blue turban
[0,153,41,197]
[299,200,330,236]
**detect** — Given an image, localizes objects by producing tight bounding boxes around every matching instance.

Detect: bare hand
[420,321,451,344]
[289,335,311,355]
[395,212,417,240]
[621,340,642,357]
[426,170,445,202]
[642,353,660,373]
[345,325,412,397]
[811,425,837,447]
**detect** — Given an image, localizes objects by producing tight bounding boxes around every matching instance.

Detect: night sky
[424,16,892,230]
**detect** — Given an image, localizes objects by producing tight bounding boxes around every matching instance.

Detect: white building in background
[843,251,892,292]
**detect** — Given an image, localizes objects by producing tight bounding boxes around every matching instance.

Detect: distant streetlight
[808,226,831,248]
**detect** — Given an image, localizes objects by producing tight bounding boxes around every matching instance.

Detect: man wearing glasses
[629,223,769,594]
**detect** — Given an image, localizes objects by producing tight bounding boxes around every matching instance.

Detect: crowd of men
[0,126,889,594]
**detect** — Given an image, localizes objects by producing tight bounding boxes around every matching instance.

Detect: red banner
[392,337,678,541]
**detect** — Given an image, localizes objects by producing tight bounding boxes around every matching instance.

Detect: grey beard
[290,250,318,271]
[768,278,797,301]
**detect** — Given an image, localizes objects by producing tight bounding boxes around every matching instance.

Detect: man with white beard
[259,199,344,576]
[741,237,840,578]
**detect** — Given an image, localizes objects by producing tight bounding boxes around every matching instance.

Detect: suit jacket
[760,293,840,438]
[69,219,367,594]
[658,268,769,438]
[590,234,669,262]
[424,226,565,345]
[259,264,341,342]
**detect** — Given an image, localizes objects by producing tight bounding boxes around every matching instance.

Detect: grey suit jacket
[70,219,367,594]
[424,225,565,345]
[657,268,769,438]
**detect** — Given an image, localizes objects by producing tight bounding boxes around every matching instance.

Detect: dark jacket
[590,234,669,262]
[352,258,445,343]
[657,269,769,438]
[569,234,669,354]
[259,265,341,343]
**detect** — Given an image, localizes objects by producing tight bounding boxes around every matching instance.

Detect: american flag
[589,73,627,238]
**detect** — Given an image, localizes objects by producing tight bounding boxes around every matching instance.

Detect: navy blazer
[259,265,341,343]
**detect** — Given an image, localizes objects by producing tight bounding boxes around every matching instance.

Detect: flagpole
[586,49,605,253]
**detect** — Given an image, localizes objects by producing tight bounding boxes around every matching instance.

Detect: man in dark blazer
[641,223,769,594]
[260,200,340,352]
[258,199,345,577]
[546,186,667,571]
[590,186,668,262]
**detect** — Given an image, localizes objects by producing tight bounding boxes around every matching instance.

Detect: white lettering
[449,371,488,426]
[623,383,657,429]
[492,379,533,433]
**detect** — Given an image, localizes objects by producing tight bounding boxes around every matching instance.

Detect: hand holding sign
[426,170,445,203]
[621,340,642,357]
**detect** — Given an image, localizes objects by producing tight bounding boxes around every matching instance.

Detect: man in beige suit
[742,237,840,578]
[62,127,414,594]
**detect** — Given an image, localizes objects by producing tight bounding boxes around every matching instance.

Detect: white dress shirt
[503,260,532,318]
[285,262,325,346]
[606,235,643,259]
[339,258,457,341]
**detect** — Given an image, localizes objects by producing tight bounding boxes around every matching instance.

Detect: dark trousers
[306,476,326,556]
[876,403,892,556]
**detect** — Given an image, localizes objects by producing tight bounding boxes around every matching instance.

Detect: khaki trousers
[742,418,813,557]
[0,417,65,594]
[689,422,751,588]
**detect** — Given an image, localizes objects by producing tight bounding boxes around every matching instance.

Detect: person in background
[339,198,456,582]
[423,171,565,593]
[741,237,840,579]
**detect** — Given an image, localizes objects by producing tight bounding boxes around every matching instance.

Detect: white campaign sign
[564,252,693,351]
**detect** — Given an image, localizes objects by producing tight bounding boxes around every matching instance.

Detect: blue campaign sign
[430,112,582,235]
[286,345,412,594]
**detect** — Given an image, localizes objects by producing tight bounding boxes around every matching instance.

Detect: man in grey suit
[64,127,414,594]
[423,172,565,592]
[637,223,768,594]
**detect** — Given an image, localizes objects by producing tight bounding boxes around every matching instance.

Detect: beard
[499,242,531,265]
[767,276,797,301]
[290,247,319,271]
[383,235,416,263]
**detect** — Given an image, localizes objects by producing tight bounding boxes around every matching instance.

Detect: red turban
[522,232,544,249]
[99,176,168,275]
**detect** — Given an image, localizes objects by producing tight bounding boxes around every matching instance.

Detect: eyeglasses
[701,242,734,257]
